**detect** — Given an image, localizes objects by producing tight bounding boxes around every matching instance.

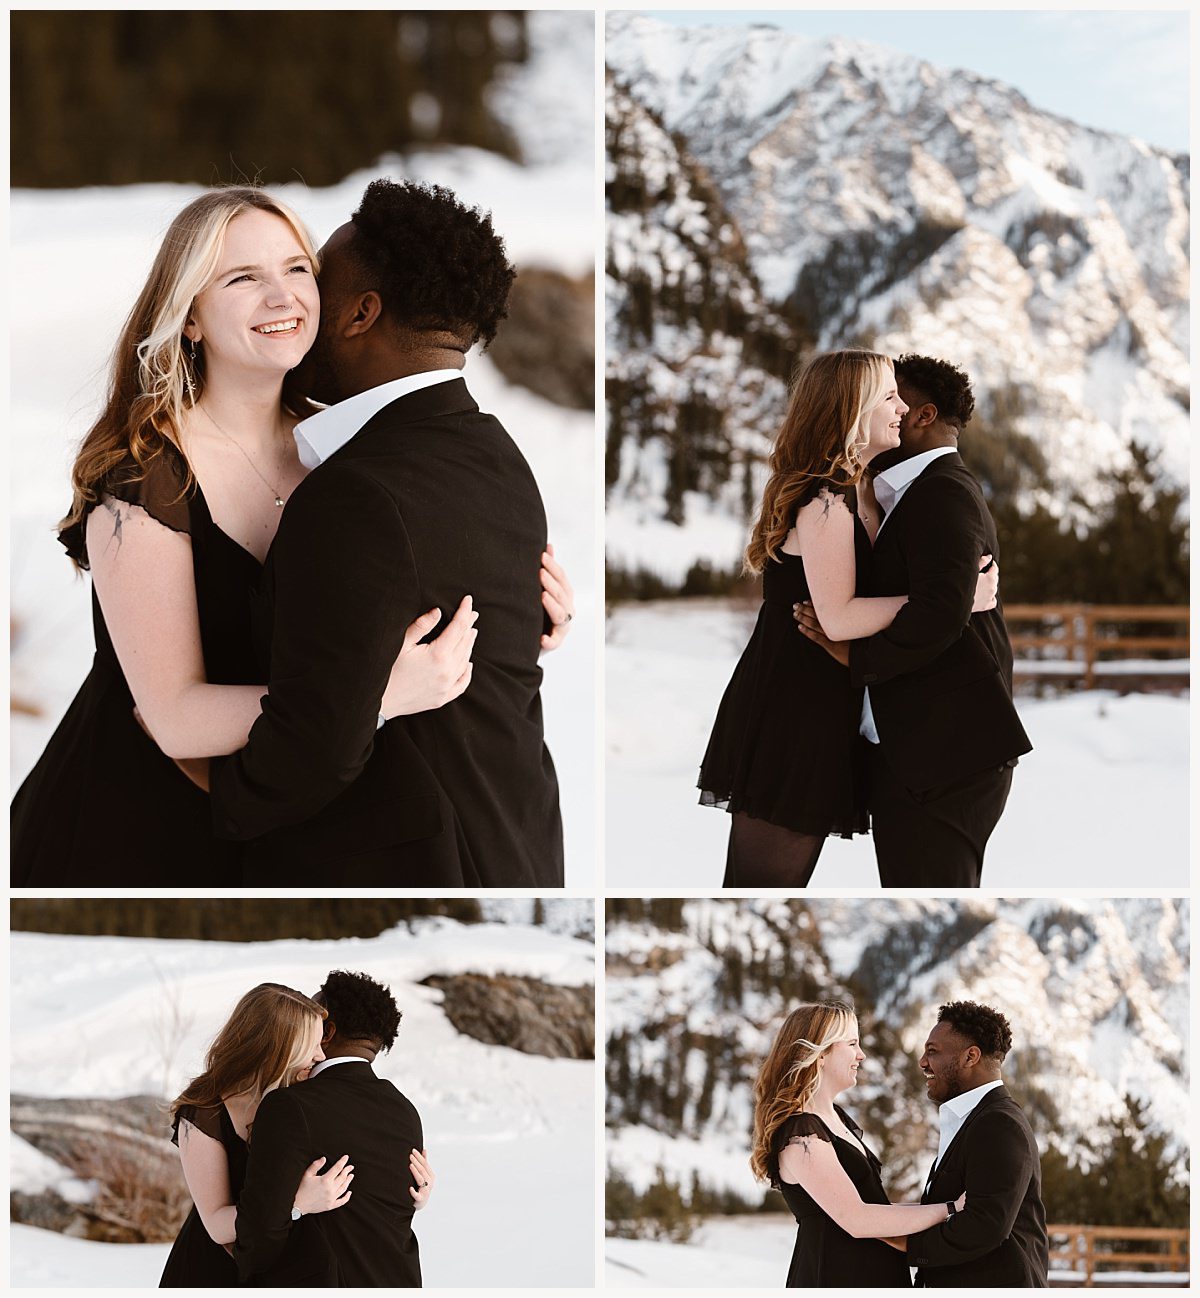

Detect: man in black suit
[907,1000,1048,1287]
[209,180,563,885]
[798,354,1031,885]
[235,969,431,1288]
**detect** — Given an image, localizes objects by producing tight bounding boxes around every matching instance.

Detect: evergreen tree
[12,12,525,187]
[9,898,484,941]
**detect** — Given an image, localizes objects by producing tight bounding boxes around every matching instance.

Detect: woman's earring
[183,337,198,401]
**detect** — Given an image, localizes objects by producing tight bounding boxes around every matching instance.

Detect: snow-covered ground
[605,1216,1189,1288]
[11,1227,170,1290]
[606,601,1188,887]
[10,11,598,884]
[607,1217,793,1287]
[9,915,596,1287]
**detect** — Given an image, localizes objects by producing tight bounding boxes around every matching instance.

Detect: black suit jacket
[234,1061,423,1288]
[850,452,1032,791]
[209,379,563,886]
[910,1085,1049,1287]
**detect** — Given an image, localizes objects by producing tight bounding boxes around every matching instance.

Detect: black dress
[11,447,260,886]
[770,1108,912,1288]
[698,487,871,841]
[160,1103,246,1288]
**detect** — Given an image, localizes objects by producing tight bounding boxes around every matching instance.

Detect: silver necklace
[198,405,286,507]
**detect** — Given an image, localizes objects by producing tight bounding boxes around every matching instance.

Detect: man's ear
[344,290,384,338]
[916,401,939,428]
[322,1019,336,1045]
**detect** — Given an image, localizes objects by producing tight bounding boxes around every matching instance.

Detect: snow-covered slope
[10,916,596,1287]
[605,898,1188,1205]
[606,14,1189,576]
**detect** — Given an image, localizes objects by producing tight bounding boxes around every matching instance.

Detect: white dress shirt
[309,1055,371,1079]
[931,1078,1004,1175]
[859,445,959,743]
[293,369,462,468]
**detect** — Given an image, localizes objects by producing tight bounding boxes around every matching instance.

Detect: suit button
[864,673,878,684]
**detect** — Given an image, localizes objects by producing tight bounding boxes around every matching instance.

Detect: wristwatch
[945,1201,958,1219]
[291,1207,303,1222]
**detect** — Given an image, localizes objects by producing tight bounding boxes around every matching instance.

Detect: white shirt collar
[293,368,462,469]
[934,1078,1004,1166]
[873,444,958,518]
[940,1078,1003,1123]
[309,1056,372,1078]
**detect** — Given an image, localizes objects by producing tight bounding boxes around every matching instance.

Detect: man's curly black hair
[937,1000,1012,1061]
[894,353,975,431]
[319,970,403,1053]
[347,178,515,349]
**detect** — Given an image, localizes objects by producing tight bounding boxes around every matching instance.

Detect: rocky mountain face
[606,73,796,582]
[605,898,1189,1204]
[606,14,1190,583]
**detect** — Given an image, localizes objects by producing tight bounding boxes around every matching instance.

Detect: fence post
[1082,609,1097,691]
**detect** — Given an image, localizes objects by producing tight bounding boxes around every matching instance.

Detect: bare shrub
[146,966,196,1099]
[71,1136,190,1244]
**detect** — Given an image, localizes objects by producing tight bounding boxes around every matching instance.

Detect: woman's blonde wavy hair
[744,350,894,575]
[60,187,318,568]
[750,1001,857,1182]
[171,983,327,1133]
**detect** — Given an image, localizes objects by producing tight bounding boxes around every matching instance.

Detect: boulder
[489,267,595,410]
[421,972,594,1058]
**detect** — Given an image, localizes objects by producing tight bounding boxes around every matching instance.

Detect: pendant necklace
[199,404,286,507]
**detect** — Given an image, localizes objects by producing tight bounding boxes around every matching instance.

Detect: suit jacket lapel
[877,449,965,538]
[924,1085,1009,1200]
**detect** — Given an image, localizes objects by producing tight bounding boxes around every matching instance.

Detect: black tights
[722,813,825,889]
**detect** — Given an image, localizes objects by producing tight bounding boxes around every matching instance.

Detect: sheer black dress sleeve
[59,445,193,569]
[171,1102,224,1148]
[769,1111,833,1189]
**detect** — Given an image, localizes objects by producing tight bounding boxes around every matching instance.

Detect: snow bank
[10,1134,98,1205]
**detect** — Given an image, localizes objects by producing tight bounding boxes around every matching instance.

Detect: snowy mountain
[605,898,1188,1205]
[606,14,1190,581]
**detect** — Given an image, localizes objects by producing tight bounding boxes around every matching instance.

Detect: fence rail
[1048,1223,1189,1287]
[1006,604,1189,690]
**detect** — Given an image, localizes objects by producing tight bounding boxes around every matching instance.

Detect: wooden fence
[1049,1223,1189,1286]
[1006,605,1189,690]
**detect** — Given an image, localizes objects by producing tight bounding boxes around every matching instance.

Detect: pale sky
[633,10,1189,153]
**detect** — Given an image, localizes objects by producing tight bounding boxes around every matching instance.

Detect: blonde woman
[752,1002,964,1288]
[698,351,996,886]
[11,187,572,884]
[160,984,349,1287]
